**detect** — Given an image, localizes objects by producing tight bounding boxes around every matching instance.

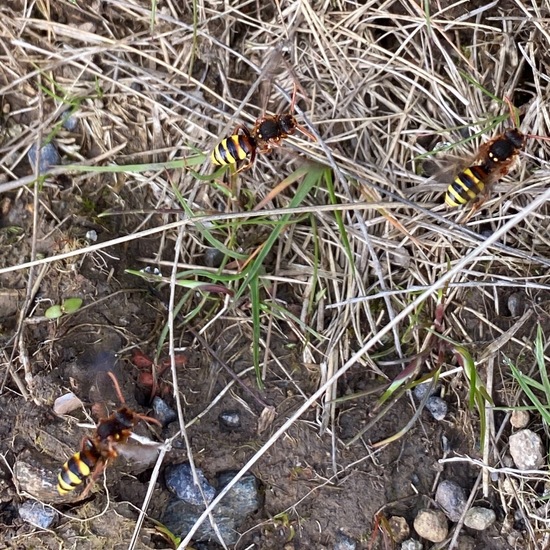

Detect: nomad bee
[57,374,160,496]
[445,128,526,207]
[445,99,548,208]
[210,84,316,172]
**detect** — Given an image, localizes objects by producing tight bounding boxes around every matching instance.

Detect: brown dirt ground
[3,192,545,548]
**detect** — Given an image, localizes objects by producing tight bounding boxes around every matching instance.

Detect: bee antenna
[289,82,297,112]
[295,123,317,143]
[106,371,126,404]
[524,133,550,141]
[136,412,162,427]
[504,96,520,128]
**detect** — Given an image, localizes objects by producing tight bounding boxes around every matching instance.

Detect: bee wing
[258,47,305,115]
[258,49,287,115]
[405,149,472,198]
[115,436,163,470]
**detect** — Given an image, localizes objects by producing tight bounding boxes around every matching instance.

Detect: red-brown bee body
[57,374,160,496]
[210,86,315,172]
[445,128,526,207]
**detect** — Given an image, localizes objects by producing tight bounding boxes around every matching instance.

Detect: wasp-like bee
[445,98,549,208]
[210,125,257,172]
[445,128,526,207]
[210,84,316,173]
[58,437,101,495]
[57,375,160,496]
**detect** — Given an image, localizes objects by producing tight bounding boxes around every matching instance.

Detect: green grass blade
[506,355,550,425]
[249,274,263,388]
[324,169,354,275]
[234,163,327,302]
[535,325,550,398]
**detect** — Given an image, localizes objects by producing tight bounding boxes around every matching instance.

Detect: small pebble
[53,392,83,415]
[401,540,422,550]
[426,396,448,421]
[162,472,259,546]
[502,454,514,468]
[509,429,544,470]
[140,266,161,276]
[510,409,529,429]
[507,292,525,317]
[165,462,216,505]
[506,530,524,547]
[27,142,61,174]
[85,230,98,242]
[19,500,58,529]
[464,506,496,530]
[203,248,225,268]
[162,422,186,449]
[219,410,241,431]
[333,531,356,550]
[501,478,517,496]
[435,480,467,522]
[413,381,436,401]
[413,509,448,543]
[382,249,410,269]
[456,535,475,550]
[152,397,177,427]
[61,113,79,131]
[14,451,61,502]
[388,515,409,542]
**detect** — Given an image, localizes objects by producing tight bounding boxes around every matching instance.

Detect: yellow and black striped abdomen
[57,440,101,495]
[445,165,488,207]
[211,133,255,167]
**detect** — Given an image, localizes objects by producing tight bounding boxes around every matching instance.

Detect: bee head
[504,128,525,149]
[279,114,297,134]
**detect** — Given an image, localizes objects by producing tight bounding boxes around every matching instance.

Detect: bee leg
[240,124,255,138]
[235,161,252,173]
[295,123,317,142]
[135,412,162,427]
[106,371,126,405]
[256,144,273,154]
[462,196,487,223]
[78,459,109,499]
[235,148,256,173]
